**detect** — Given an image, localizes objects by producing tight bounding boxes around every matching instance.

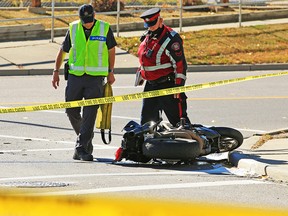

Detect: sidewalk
[0,37,140,75]
[1,18,288,75]
[0,18,287,182]
[229,130,288,182]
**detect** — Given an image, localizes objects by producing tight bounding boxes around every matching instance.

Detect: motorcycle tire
[142,138,201,160]
[210,127,243,152]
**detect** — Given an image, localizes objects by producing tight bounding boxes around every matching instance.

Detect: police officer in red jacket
[136,8,190,127]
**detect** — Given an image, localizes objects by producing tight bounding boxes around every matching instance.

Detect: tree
[91,0,124,12]
[31,0,41,7]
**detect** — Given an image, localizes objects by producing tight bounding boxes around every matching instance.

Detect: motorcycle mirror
[158,110,163,121]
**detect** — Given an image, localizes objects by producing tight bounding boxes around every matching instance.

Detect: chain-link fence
[0,0,287,41]
[1,0,287,8]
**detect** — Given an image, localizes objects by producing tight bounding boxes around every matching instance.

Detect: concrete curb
[228,151,269,176]
[1,63,288,76]
[188,64,288,72]
[228,133,288,182]
[253,128,288,136]
[229,151,288,182]
[0,69,62,76]
[265,165,288,182]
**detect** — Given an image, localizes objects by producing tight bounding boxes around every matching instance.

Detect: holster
[64,62,69,80]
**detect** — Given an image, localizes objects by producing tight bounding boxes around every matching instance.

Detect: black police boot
[87,143,93,155]
[73,147,93,161]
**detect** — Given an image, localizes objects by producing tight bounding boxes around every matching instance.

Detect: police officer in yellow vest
[52,4,116,161]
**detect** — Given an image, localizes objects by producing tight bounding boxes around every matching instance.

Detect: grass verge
[1,9,288,65]
[116,23,288,65]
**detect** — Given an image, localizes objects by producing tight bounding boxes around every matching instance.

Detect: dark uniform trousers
[65,74,104,153]
[141,77,190,127]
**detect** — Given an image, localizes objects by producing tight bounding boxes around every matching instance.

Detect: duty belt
[147,74,175,86]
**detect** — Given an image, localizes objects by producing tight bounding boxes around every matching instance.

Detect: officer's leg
[78,105,97,152]
[162,93,191,127]
[141,83,161,125]
[141,98,161,125]
[67,109,82,135]
[79,76,104,154]
[66,76,94,160]
[65,75,84,143]
[178,93,191,124]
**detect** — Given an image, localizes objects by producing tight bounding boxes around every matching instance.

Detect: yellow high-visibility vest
[68,20,110,76]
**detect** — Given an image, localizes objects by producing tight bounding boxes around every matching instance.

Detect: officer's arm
[167,35,187,86]
[108,46,115,73]
[54,29,70,72]
[52,49,68,89]
[52,30,70,89]
[107,47,116,85]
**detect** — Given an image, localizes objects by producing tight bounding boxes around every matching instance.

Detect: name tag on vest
[90,36,106,41]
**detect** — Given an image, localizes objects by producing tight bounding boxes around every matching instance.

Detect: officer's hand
[107,72,115,85]
[139,79,144,86]
[52,71,60,89]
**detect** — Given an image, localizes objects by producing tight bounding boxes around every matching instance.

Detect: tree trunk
[31,0,41,7]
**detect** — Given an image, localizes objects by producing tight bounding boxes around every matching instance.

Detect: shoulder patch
[171,42,181,51]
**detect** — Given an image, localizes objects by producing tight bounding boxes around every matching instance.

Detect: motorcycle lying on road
[114,118,243,164]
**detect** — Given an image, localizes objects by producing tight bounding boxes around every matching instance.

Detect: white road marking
[38,110,141,121]
[0,106,267,134]
[0,146,116,153]
[0,166,230,182]
[235,128,266,133]
[0,134,117,152]
[27,180,268,196]
[0,134,51,142]
[0,148,74,153]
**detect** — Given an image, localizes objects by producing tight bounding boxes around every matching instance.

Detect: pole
[116,0,120,37]
[179,0,183,32]
[50,0,55,42]
[238,0,242,27]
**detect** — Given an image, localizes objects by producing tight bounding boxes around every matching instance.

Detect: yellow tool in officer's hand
[96,83,113,144]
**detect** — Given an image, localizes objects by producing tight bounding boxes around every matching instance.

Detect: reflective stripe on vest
[141,30,177,72]
[156,30,177,65]
[141,63,172,71]
[68,20,109,76]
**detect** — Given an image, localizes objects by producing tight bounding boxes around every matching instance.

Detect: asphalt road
[0,71,288,209]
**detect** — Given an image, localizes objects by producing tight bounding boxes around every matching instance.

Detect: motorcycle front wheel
[211,127,243,152]
[142,138,201,160]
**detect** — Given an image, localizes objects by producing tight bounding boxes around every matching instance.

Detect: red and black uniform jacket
[137,25,187,85]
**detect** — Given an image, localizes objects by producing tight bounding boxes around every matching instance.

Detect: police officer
[136,8,190,127]
[52,4,117,161]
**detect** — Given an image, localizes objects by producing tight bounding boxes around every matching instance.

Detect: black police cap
[140,8,161,28]
[79,4,95,24]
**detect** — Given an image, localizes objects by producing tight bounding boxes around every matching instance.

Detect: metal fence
[0,0,287,41]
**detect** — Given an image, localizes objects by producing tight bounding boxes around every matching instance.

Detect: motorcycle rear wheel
[211,127,243,152]
[142,138,201,160]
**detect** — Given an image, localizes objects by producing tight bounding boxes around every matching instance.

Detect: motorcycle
[114,118,243,164]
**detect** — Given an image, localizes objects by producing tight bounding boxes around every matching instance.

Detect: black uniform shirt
[61,19,117,53]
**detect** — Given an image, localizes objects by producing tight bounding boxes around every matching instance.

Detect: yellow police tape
[0,193,287,216]
[1,71,288,114]
[1,71,288,215]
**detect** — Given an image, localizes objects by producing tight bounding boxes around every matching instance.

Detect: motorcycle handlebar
[126,119,162,138]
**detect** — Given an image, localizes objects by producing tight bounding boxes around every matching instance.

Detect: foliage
[91,0,125,12]
[1,6,287,65]
[183,0,204,6]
